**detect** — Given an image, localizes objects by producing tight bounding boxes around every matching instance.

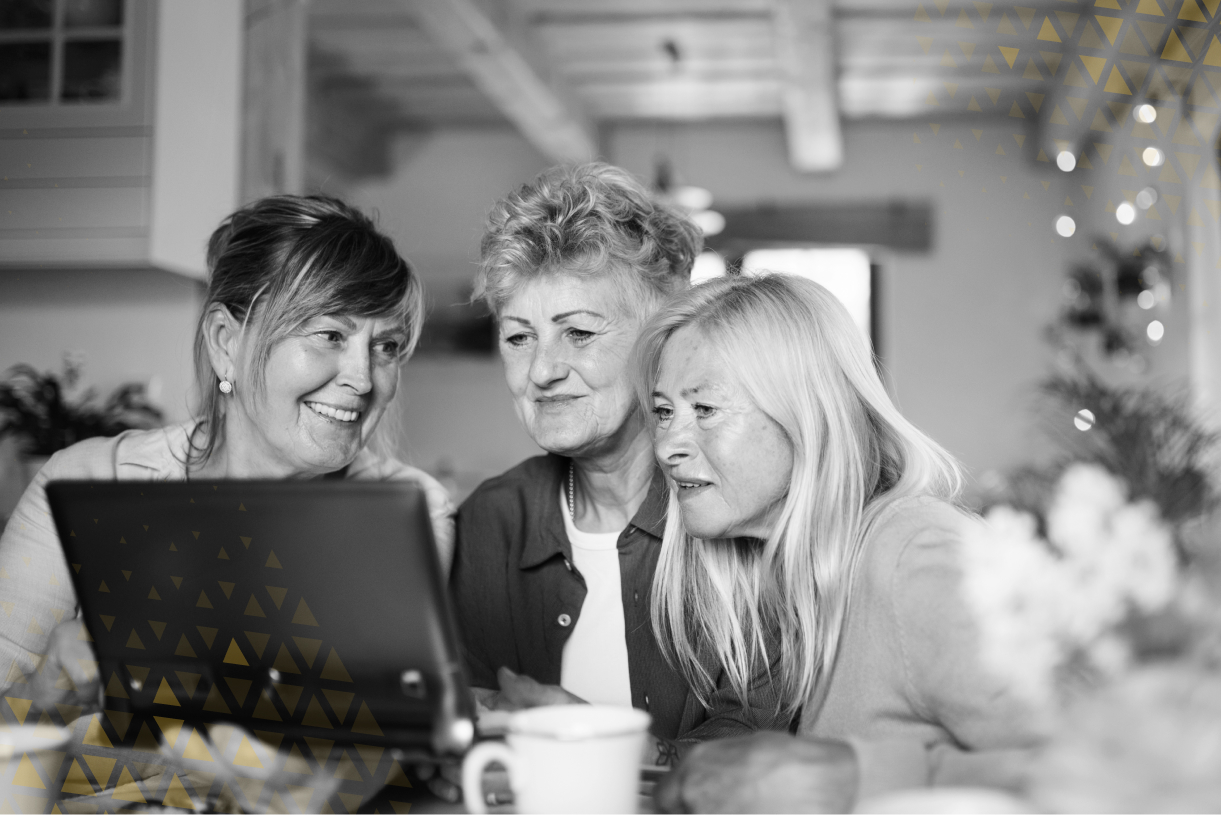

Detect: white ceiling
[308,0,1069,126]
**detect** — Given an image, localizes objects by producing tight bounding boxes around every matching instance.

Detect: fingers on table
[652,766,689,814]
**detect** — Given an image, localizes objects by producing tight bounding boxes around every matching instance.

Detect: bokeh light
[1056,151,1077,172]
[690,210,725,236]
[1142,147,1165,167]
[690,251,727,285]
[1134,104,1158,123]
[1146,320,1164,344]
[1074,409,1096,431]
[1116,202,1137,225]
[1135,187,1158,210]
[1137,290,1155,309]
[1054,214,1076,237]
[672,185,713,212]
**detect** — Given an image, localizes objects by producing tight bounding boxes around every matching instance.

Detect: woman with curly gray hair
[450,163,788,764]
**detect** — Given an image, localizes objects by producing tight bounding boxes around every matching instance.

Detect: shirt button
[633,591,639,604]
[563,559,572,571]
[644,694,650,709]
[557,613,572,627]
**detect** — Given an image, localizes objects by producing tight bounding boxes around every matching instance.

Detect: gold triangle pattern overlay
[909,0,1219,251]
[0,487,415,813]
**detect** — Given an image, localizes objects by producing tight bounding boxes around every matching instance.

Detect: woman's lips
[534,395,582,410]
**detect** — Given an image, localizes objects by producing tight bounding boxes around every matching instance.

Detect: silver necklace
[566,461,576,521]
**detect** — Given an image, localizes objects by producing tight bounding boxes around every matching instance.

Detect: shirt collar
[518,456,669,570]
[114,422,193,478]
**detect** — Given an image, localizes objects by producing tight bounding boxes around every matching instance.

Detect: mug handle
[462,741,517,814]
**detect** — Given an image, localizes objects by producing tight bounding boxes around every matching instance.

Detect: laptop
[45,479,475,757]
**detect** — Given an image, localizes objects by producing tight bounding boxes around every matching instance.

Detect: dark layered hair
[189,194,424,466]
[475,162,702,317]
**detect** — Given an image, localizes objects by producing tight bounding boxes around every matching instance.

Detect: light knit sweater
[0,422,454,691]
[798,496,1049,800]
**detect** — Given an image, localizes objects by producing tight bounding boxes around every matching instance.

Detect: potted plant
[0,358,165,485]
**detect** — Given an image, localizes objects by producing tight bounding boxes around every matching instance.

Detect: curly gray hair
[475,162,703,316]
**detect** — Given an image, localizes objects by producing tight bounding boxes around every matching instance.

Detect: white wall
[334,128,554,302]
[0,268,203,422]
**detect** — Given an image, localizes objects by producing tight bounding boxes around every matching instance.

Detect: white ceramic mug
[462,704,651,814]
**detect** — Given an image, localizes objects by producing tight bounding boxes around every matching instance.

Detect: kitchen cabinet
[0,0,242,278]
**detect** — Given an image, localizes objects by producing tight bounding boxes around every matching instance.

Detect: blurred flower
[962,465,1179,707]
[961,507,1067,705]
[1046,463,1127,559]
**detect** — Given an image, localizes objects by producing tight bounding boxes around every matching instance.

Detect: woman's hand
[490,666,586,710]
[28,617,101,711]
[654,732,859,814]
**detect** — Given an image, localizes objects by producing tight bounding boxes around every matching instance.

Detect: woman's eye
[694,404,716,418]
[567,328,595,343]
[375,339,402,357]
[503,333,532,348]
[319,330,344,343]
[651,405,673,422]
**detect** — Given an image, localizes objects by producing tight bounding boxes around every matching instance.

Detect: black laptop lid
[46,480,474,755]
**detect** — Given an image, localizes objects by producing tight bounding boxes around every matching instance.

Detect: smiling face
[499,272,646,458]
[224,314,405,477]
[651,325,794,540]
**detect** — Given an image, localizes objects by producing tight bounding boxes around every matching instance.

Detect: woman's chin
[680,515,728,541]
[530,425,598,456]
[679,511,748,542]
[292,432,364,474]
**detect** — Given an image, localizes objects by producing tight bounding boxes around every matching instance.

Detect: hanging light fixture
[654,156,725,236]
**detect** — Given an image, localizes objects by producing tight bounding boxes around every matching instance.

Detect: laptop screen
[46,479,474,757]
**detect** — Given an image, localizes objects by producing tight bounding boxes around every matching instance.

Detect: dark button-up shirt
[450,454,789,743]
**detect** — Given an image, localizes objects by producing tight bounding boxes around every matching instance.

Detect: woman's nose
[336,344,373,393]
[528,339,568,388]
[655,419,695,464]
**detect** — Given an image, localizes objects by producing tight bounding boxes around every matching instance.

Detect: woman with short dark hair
[0,194,454,708]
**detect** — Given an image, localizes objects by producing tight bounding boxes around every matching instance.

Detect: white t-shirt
[558,489,633,707]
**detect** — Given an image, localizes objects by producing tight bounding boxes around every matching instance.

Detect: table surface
[9,718,662,814]
[46,751,659,814]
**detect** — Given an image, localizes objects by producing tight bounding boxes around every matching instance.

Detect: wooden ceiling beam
[581,77,782,118]
[774,0,843,171]
[409,0,597,164]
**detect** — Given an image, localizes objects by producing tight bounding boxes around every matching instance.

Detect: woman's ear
[202,305,242,386]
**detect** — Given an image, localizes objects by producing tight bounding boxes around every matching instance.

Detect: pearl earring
[218,379,233,395]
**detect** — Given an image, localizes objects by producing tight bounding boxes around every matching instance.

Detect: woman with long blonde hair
[637,273,1045,812]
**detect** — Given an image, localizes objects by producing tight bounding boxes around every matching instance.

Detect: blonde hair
[633,273,963,716]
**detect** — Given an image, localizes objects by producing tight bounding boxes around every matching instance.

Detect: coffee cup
[462,704,651,814]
